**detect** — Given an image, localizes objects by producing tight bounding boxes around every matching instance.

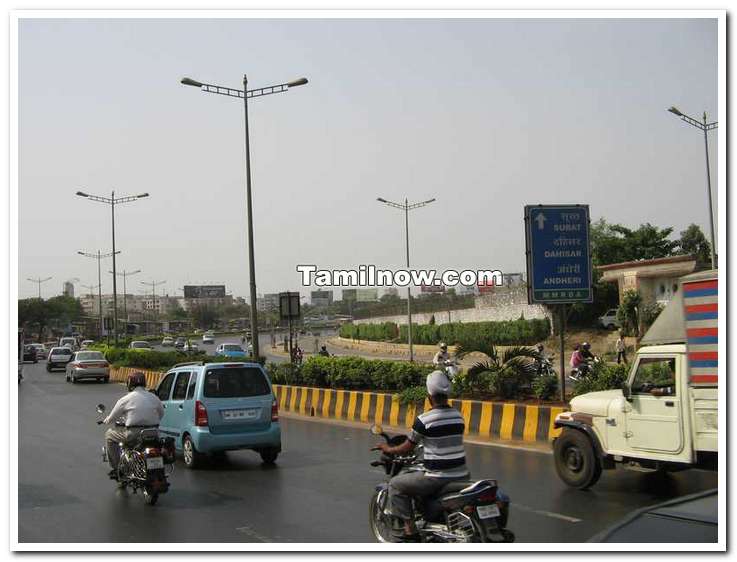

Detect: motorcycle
[535,355,556,377]
[569,356,600,382]
[439,359,460,379]
[368,425,514,543]
[96,404,174,505]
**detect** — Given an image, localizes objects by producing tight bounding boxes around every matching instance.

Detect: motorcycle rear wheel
[369,492,395,543]
[143,489,159,506]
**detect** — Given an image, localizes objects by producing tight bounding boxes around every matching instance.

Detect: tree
[18,296,82,339]
[191,304,217,330]
[167,301,188,320]
[617,290,642,337]
[678,223,711,266]
[591,219,680,266]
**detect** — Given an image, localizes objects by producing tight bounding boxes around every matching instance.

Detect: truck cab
[553,270,718,489]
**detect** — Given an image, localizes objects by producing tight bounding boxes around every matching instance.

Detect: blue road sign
[524,205,592,304]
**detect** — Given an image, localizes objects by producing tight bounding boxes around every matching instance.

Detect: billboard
[421,284,445,294]
[183,285,226,299]
[356,288,379,302]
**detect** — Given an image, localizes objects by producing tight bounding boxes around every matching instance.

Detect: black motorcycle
[368,425,514,543]
[96,404,174,505]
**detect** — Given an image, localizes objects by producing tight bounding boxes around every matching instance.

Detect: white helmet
[439,342,448,351]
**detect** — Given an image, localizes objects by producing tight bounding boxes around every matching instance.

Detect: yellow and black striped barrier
[109,369,563,444]
[273,384,564,443]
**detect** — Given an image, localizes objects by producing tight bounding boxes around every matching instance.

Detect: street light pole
[76,190,149,345]
[377,196,437,362]
[181,74,308,360]
[78,250,119,341]
[111,269,141,332]
[141,280,166,329]
[668,106,718,269]
[27,276,52,299]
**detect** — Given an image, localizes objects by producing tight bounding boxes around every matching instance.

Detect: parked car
[46,347,74,371]
[182,341,199,353]
[129,340,153,350]
[80,340,95,349]
[162,336,174,347]
[174,337,186,349]
[154,361,281,468]
[215,343,247,359]
[66,350,110,383]
[588,489,717,543]
[202,332,215,345]
[30,343,48,360]
[598,308,620,330]
[59,336,78,350]
[22,344,38,363]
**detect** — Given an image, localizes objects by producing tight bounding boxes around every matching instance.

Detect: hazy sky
[18,17,718,300]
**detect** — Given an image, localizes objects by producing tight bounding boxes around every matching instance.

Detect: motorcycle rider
[374,371,468,541]
[534,343,548,375]
[570,344,584,370]
[102,372,164,477]
[432,342,451,367]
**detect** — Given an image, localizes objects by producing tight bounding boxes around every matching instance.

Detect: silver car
[66,350,110,383]
[47,347,74,372]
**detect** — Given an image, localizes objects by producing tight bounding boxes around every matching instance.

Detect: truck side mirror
[622,382,632,401]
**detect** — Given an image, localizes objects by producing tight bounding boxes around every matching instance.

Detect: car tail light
[70,362,79,368]
[271,399,279,422]
[145,447,161,456]
[195,400,208,427]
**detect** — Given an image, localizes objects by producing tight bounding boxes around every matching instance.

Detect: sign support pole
[559,304,566,403]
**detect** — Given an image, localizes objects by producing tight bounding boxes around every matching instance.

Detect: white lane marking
[235,526,271,542]
[514,503,582,523]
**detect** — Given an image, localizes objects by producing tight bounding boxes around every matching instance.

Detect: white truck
[553,269,718,489]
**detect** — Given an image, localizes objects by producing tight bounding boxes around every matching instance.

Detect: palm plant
[455,342,541,399]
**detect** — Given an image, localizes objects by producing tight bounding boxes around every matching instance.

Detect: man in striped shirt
[374,371,469,540]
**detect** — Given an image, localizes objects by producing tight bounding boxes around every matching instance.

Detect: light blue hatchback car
[154,361,281,468]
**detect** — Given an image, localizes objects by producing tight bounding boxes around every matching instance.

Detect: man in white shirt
[432,342,451,367]
[103,371,164,476]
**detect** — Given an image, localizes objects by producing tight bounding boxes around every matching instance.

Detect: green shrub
[531,373,559,400]
[397,385,428,405]
[572,362,629,397]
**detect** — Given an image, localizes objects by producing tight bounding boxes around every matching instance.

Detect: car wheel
[33,358,38,364]
[182,435,205,469]
[553,429,602,490]
[607,323,615,330]
[46,364,52,372]
[259,448,279,465]
[104,377,109,383]
[72,376,78,384]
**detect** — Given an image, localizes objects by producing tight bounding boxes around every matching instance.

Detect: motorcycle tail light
[477,488,497,503]
[271,399,278,422]
[145,447,161,456]
[195,400,208,426]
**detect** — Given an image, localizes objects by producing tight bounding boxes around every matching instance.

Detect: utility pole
[111,269,141,335]
[78,250,118,341]
[27,277,52,299]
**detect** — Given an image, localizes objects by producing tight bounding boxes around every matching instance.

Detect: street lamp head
[668,106,683,117]
[77,251,85,256]
[76,191,89,197]
[377,197,388,203]
[137,193,149,198]
[181,77,204,88]
[286,77,308,88]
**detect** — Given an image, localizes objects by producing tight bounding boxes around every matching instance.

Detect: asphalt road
[18,360,717,543]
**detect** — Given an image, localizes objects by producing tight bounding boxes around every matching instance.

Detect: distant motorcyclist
[570,344,584,370]
[432,342,451,367]
[102,372,164,477]
[318,345,330,357]
[373,371,469,541]
[580,342,595,362]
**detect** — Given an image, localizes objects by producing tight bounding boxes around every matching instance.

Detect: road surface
[18,360,717,543]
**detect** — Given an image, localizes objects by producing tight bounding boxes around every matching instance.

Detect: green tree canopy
[678,223,711,266]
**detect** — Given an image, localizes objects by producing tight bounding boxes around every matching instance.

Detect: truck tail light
[271,399,279,422]
[195,400,208,427]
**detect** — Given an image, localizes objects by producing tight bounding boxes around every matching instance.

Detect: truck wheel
[554,429,602,489]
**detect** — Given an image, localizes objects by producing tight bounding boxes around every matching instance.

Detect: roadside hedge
[571,362,628,397]
[91,345,265,371]
[339,317,550,347]
[266,356,435,392]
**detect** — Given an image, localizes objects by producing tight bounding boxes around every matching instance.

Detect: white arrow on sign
[535,212,547,230]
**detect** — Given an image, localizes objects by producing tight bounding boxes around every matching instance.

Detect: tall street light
[76,190,150,345]
[110,269,142,332]
[78,250,120,341]
[668,106,718,269]
[27,276,52,299]
[141,280,166,328]
[377,197,437,362]
[180,74,309,359]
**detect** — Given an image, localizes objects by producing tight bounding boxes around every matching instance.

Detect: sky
[18,17,719,301]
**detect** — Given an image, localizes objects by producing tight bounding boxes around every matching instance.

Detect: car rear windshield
[52,348,72,356]
[203,367,270,398]
[131,342,151,348]
[77,352,104,361]
[223,345,244,352]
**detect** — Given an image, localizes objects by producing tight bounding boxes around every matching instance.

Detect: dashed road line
[514,503,582,523]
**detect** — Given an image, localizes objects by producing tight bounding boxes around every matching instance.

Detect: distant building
[356,288,379,302]
[383,287,399,298]
[62,281,74,298]
[311,290,334,307]
[342,289,357,302]
[257,293,280,312]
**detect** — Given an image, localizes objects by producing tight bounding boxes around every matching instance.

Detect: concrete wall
[354,287,554,327]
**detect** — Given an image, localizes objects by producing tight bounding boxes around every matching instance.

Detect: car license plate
[477,504,501,519]
[146,456,164,470]
[222,408,258,420]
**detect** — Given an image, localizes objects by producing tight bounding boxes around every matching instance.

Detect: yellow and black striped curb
[109,368,563,443]
[272,385,564,443]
